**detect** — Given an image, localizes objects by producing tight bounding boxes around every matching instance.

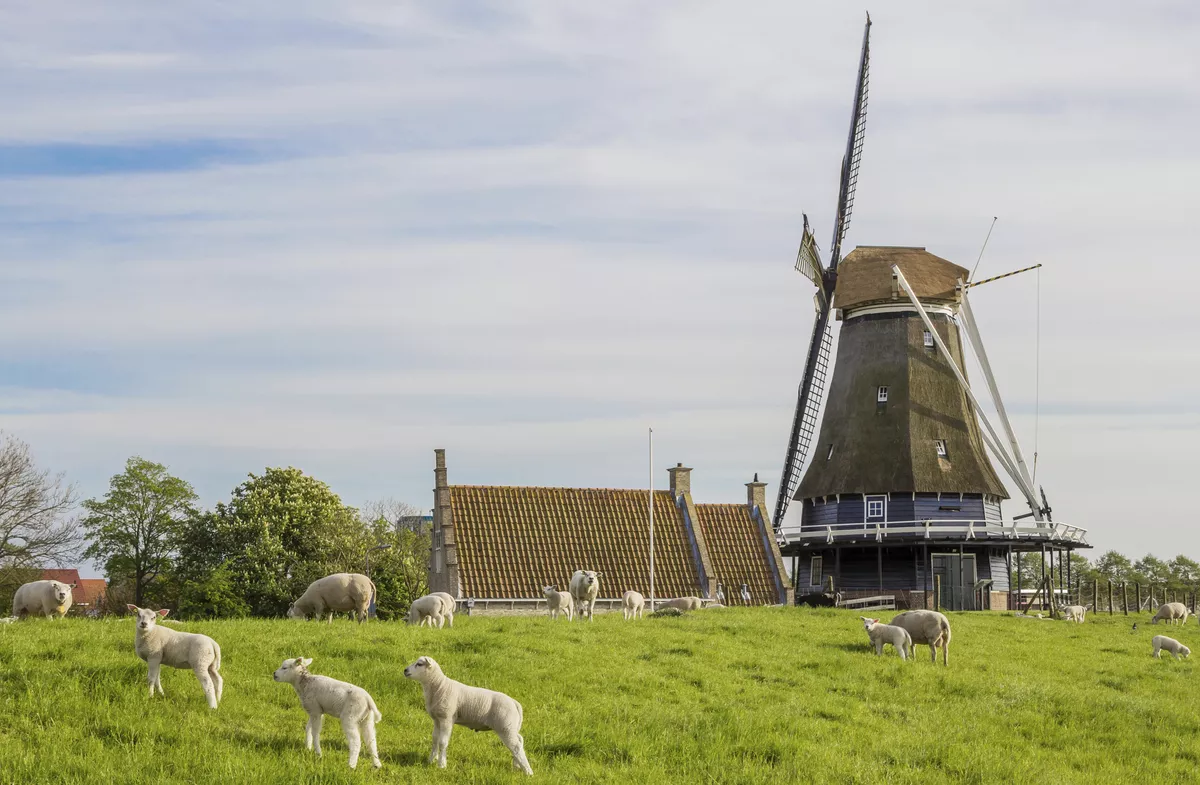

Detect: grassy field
[1,608,1198,784]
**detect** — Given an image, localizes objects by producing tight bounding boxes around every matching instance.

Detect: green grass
[1,609,1199,784]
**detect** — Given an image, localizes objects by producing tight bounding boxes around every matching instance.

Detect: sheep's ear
[156,609,170,618]
[417,656,428,665]
[126,604,139,612]
[301,658,313,668]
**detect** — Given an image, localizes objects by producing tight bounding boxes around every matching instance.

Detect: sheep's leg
[433,719,452,768]
[147,658,162,698]
[345,721,362,769]
[928,643,937,665]
[210,663,223,704]
[499,729,534,775]
[194,665,217,709]
[362,717,381,769]
[942,641,949,667]
[311,714,324,756]
[446,612,453,628]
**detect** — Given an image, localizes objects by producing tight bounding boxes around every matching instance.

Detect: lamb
[1151,602,1190,626]
[407,594,446,628]
[660,596,703,612]
[126,605,223,709]
[542,585,574,621]
[273,657,382,769]
[432,592,457,628]
[569,570,602,622]
[1062,605,1087,623]
[888,610,952,666]
[861,617,912,660]
[1152,635,1191,660]
[404,655,532,775]
[12,580,74,619]
[286,573,376,624]
[622,590,645,620]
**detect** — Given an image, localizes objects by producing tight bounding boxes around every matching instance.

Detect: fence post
[1135,583,1142,613]
[1093,579,1099,613]
[1122,583,1128,615]
[1108,581,1114,615]
[934,575,941,612]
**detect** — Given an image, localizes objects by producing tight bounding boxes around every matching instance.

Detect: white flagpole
[648,427,655,613]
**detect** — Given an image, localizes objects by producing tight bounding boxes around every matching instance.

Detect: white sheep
[273,657,382,769]
[1151,602,1190,626]
[569,570,602,622]
[12,580,74,619]
[660,596,703,611]
[404,656,532,775]
[1062,605,1087,623]
[889,610,952,666]
[861,617,912,660]
[126,605,223,709]
[542,585,574,621]
[622,590,645,620]
[0,616,17,624]
[432,592,457,627]
[407,594,446,628]
[1152,635,1191,660]
[287,573,376,624]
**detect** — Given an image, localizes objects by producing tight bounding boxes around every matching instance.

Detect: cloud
[0,1,1196,565]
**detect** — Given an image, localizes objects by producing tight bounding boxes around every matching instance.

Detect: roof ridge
[450,485,675,493]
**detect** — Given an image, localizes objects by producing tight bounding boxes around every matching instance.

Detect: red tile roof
[450,486,702,599]
[695,505,778,606]
[73,579,108,608]
[40,568,81,587]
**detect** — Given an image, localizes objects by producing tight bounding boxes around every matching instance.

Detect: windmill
[772,15,1088,612]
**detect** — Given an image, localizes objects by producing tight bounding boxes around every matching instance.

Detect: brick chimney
[431,449,460,596]
[746,471,767,511]
[668,462,692,498]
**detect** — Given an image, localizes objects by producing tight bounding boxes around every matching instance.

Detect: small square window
[810,556,823,586]
[826,444,834,461]
[877,386,889,403]
[923,330,935,348]
[935,439,948,457]
[867,499,884,517]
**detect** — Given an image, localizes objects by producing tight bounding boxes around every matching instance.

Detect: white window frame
[923,330,935,348]
[935,439,948,457]
[810,556,823,586]
[877,386,889,403]
[867,499,884,518]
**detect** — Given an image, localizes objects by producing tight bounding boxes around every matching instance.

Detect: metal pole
[959,544,966,611]
[648,427,655,613]
[1066,548,1072,604]
[924,544,930,610]
[1017,550,1022,609]
[877,545,883,593]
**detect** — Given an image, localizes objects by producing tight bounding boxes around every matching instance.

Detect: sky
[0,2,1197,569]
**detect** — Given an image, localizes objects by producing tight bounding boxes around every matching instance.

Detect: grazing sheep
[660,597,703,612]
[569,570,602,622]
[12,580,74,619]
[407,594,446,628]
[432,592,457,627]
[542,586,574,621]
[622,590,645,620]
[273,657,382,770]
[1152,635,1191,660]
[127,605,223,709]
[404,656,532,775]
[1151,602,1190,626]
[861,617,912,660]
[0,616,17,624]
[1062,605,1087,623]
[287,573,376,624]
[888,610,952,666]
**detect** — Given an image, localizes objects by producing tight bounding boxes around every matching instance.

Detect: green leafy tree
[1132,554,1170,586]
[1168,555,1200,586]
[1093,551,1133,583]
[81,457,197,607]
[360,515,429,620]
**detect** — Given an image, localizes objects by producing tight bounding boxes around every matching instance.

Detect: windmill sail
[773,15,871,534]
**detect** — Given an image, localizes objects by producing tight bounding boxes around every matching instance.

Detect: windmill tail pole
[965,263,1042,289]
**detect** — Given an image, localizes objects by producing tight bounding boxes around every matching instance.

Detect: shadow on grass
[820,642,870,655]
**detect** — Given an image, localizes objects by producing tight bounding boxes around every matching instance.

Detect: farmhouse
[39,569,108,614]
[428,450,793,607]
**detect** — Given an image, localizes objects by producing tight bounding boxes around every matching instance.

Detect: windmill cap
[835,246,968,312]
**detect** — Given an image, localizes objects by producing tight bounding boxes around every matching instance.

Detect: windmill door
[932,554,977,611]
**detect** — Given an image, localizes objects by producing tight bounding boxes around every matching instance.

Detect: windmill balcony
[778,519,1088,549]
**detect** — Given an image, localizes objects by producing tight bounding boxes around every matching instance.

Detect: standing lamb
[569,570,602,622]
[287,573,376,624]
[404,656,533,775]
[660,597,703,612]
[888,610,952,666]
[432,592,457,628]
[1151,602,1190,626]
[12,580,74,619]
[861,617,912,660]
[273,657,382,769]
[622,590,645,620]
[1152,635,1191,660]
[127,605,223,709]
[407,594,446,628]
[1062,605,1088,623]
[542,585,574,621]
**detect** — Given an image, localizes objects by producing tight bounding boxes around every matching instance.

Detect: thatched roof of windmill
[834,246,968,311]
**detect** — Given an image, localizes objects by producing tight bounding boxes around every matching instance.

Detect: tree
[1168,555,1200,586]
[1132,554,1170,586]
[1093,551,1133,583]
[81,457,197,607]
[362,498,428,533]
[358,514,429,620]
[0,433,79,611]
